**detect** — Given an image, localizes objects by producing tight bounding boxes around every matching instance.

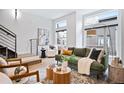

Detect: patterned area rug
[41,70,108,84]
[16,57,108,84]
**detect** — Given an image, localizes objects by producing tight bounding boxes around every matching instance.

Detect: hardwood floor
[26,57,56,84]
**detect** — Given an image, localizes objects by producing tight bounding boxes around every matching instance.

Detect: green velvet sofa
[55,48,108,78]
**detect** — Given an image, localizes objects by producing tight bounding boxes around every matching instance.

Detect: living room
[0,9,124,85]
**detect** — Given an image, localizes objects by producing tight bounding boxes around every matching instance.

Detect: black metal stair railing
[0,24,17,58]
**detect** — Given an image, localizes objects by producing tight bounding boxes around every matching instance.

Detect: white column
[118,10,124,63]
[75,12,83,48]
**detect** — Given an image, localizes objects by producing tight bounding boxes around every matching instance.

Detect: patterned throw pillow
[14,66,26,82]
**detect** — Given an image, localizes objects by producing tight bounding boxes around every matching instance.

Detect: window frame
[56,29,67,47]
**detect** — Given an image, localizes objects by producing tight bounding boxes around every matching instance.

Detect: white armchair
[46,49,58,58]
[0,72,13,84]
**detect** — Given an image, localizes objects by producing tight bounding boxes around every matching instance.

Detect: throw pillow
[89,48,101,61]
[63,50,73,56]
[68,47,75,54]
[97,49,105,63]
[49,45,55,50]
[0,57,7,73]
[14,66,27,82]
[0,57,7,66]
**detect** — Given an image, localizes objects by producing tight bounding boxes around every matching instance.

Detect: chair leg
[36,71,40,82]
[57,61,58,65]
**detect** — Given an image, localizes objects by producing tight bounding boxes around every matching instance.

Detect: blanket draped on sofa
[78,58,95,75]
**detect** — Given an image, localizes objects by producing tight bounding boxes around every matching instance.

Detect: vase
[62,61,68,72]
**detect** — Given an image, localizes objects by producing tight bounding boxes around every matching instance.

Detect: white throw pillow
[0,57,7,66]
[0,57,8,73]
[97,49,105,63]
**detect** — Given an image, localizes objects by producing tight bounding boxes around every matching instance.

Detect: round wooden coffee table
[53,67,71,84]
[46,67,53,80]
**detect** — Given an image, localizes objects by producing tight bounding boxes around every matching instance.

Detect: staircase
[0,24,17,58]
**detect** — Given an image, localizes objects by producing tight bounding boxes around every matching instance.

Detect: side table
[53,67,71,84]
[108,64,124,83]
[41,49,46,58]
[46,67,53,80]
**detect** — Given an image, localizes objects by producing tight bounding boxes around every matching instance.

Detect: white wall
[75,10,99,48]
[53,9,99,48]
[53,12,76,47]
[0,9,52,54]
[75,12,83,48]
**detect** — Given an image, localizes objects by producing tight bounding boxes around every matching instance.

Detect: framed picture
[37,28,49,46]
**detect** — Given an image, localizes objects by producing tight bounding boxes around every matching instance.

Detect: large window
[84,10,118,56]
[55,20,67,29]
[55,20,67,47]
[56,30,67,47]
[84,10,118,26]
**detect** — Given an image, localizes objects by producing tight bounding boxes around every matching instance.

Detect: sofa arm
[101,55,108,71]
[90,61,104,72]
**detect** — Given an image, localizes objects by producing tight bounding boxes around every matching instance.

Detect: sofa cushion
[85,48,91,57]
[73,48,86,57]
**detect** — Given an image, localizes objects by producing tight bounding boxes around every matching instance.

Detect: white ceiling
[20,9,99,20]
[20,9,76,19]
